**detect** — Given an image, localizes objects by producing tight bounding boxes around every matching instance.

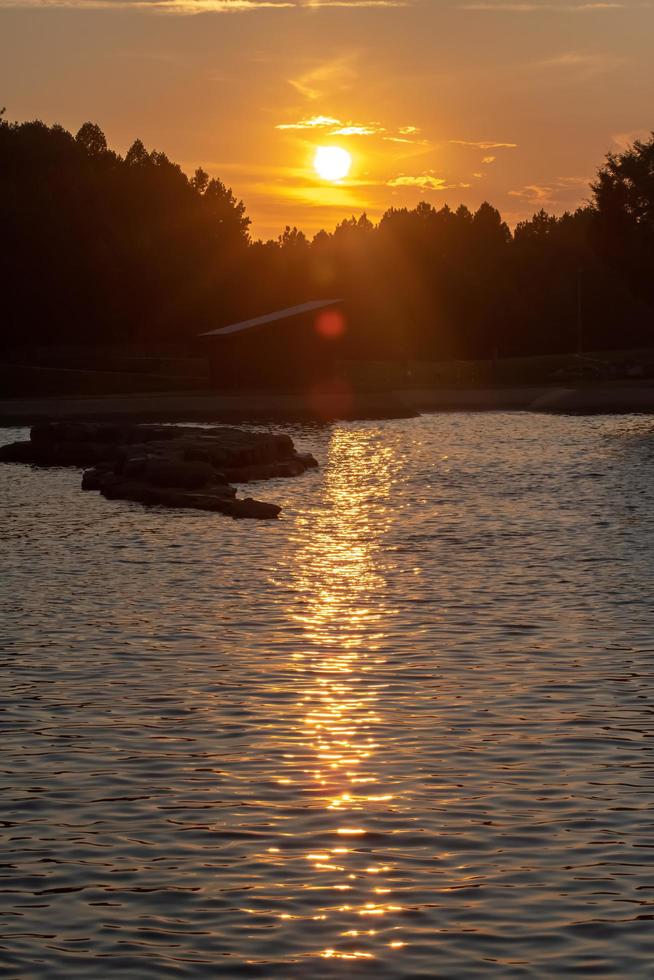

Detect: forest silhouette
[1,109,653,363]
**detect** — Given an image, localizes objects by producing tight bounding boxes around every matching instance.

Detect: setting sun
[313,146,352,182]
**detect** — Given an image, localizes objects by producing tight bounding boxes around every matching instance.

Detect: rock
[223,458,310,483]
[81,465,113,491]
[4,421,316,519]
[96,479,259,515]
[0,441,37,463]
[125,458,217,489]
[224,497,282,520]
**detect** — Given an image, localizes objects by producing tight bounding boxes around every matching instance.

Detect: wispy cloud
[301,0,408,5]
[537,50,618,66]
[383,135,426,144]
[0,0,295,9]
[0,0,406,9]
[383,125,427,144]
[611,129,651,150]
[388,173,471,190]
[288,57,357,100]
[449,139,518,149]
[276,115,386,135]
[508,175,590,207]
[533,50,627,76]
[460,2,624,10]
[276,115,342,130]
[482,154,496,163]
[558,175,592,185]
[508,184,554,202]
[276,114,422,141]
[331,124,384,135]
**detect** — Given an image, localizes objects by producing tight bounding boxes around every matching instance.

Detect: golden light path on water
[272,428,406,964]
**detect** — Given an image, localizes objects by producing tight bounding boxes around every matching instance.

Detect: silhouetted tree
[1,115,652,366]
[0,117,251,345]
[591,132,654,307]
[191,166,209,195]
[75,122,108,159]
[125,138,149,167]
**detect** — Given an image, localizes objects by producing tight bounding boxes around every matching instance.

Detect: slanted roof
[199,298,343,338]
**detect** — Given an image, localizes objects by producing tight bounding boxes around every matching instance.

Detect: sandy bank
[2,385,654,426]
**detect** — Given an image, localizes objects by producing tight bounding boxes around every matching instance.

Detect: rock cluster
[0,422,318,519]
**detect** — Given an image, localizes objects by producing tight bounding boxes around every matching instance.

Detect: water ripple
[2,414,654,977]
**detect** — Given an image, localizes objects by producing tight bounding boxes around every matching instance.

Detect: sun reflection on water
[274,427,408,963]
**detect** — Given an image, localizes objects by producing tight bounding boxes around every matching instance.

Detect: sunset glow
[1,0,652,237]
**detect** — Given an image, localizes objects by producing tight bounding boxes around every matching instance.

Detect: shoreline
[400,385,654,415]
[2,384,654,426]
[0,390,416,426]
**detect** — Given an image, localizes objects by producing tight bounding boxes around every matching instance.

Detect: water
[2,412,654,978]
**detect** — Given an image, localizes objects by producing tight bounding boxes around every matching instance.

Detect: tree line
[1,109,653,361]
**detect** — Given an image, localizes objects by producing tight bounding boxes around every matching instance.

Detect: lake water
[2,413,654,978]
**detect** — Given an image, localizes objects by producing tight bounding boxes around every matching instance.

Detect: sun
[313,145,352,182]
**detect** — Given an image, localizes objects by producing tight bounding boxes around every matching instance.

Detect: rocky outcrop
[0,422,318,519]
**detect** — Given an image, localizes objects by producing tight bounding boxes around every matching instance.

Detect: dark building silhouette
[200,299,345,389]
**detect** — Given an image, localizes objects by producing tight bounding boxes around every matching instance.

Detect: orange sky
[1,0,652,239]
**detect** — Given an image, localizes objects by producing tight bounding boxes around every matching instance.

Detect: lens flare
[315,309,346,339]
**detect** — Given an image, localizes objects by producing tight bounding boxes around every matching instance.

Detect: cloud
[388,173,471,190]
[538,50,613,66]
[330,124,385,135]
[276,116,386,136]
[276,115,342,129]
[300,0,408,5]
[508,184,554,202]
[276,114,419,141]
[383,135,427,145]
[449,139,518,149]
[508,175,590,207]
[482,155,496,163]
[382,125,426,144]
[611,129,651,150]
[459,2,624,10]
[0,0,406,9]
[556,175,593,188]
[0,0,295,8]
[534,50,627,76]
[288,57,357,100]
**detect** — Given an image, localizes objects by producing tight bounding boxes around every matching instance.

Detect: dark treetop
[1,109,653,362]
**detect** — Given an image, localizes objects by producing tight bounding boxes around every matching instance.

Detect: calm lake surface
[2,413,654,978]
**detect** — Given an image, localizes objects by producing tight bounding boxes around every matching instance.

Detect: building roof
[199,298,343,338]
